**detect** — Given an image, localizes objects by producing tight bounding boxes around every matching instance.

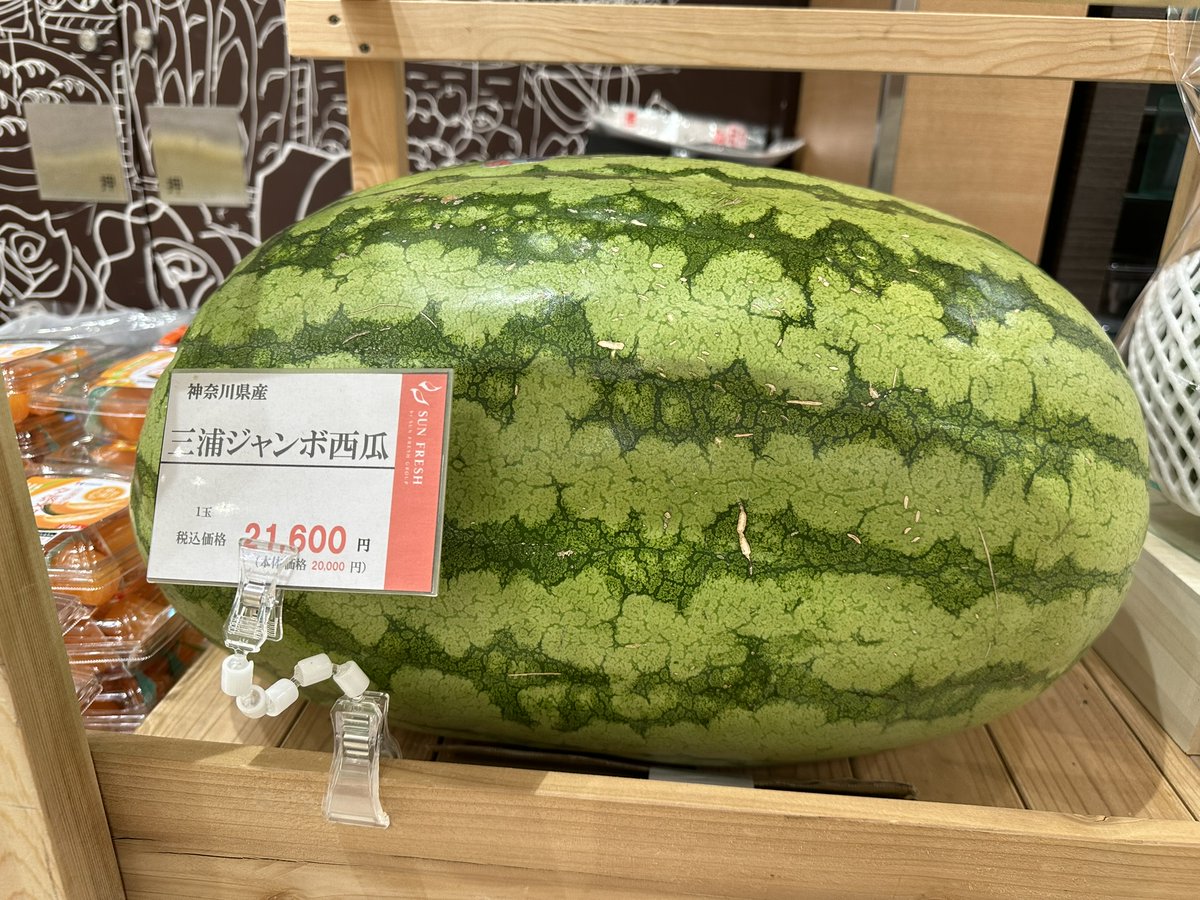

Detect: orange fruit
[93,387,147,442]
[94,587,167,641]
[90,441,138,471]
[47,540,122,607]
[5,357,59,424]
[43,346,89,367]
[95,514,135,556]
[7,390,30,425]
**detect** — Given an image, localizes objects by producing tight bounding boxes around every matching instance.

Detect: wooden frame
[5,3,1200,898]
[294,0,1176,190]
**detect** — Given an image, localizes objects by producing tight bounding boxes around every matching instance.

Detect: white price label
[146,369,452,595]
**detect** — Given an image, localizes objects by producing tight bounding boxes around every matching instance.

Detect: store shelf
[1095,532,1200,756]
[140,644,1200,820]
[95,645,1199,898]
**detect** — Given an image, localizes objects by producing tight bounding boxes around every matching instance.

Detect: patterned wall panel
[2,0,794,320]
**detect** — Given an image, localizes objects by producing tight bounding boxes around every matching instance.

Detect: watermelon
[132,156,1148,766]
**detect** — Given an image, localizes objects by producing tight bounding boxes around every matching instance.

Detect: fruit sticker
[29,475,131,538]
[0,341,60,364]
[93,347,177,391]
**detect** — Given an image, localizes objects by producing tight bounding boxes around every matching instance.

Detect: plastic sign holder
[326,691,401,827]
[224,540,294,653]
[221,538,397,828]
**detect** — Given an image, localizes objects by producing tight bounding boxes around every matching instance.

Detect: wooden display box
[1095,532,1200,755]
[3,3,1200,898]
[127,642,1200,898]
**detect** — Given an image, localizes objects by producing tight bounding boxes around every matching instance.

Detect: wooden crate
[124,640,1200,897]
[1095,532,1200,755]
[143,642,1200,810]
[3,2,1200,898]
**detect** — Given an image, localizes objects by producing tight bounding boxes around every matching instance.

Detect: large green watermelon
[132,156,1148,765]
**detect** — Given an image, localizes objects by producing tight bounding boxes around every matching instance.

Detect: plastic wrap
[4,322,184,471]
[80,625,206,732]
[1118,8,1200,553]
[30,471,180,665]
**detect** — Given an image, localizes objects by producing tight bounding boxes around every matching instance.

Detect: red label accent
[384,373,449,592]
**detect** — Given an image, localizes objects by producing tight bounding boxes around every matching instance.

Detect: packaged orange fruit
[16,411,86,465]
[39,435,140,477]
[1,339,97,427]
[78,625,205,732]
[31,472,133,607]
[22,336,174,443]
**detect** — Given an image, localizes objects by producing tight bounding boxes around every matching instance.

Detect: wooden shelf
[141,645,1200,820]
[1095,531,1200,756]
[114,645,1200,898]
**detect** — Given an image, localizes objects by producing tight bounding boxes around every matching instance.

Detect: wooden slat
[345,58,409,190]
[138,645,303,746]
[889,0,1084,260]
[92,731,1200,900]
[1160,141,1200,262]
[795,69,885,186]
[113,850,737,900]
[853,726,1024,809]
[1083,652,1200,821]
[277,698,331,750]
[794,0,889,186]
[0,389,125,896]
[1093,532,1200,755]
[0,672,67,898]
[988,661,1195,819]
[287,2,1172,83]
[1009,0,1165,6]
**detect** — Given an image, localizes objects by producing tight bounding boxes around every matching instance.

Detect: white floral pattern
[0,0,681,319]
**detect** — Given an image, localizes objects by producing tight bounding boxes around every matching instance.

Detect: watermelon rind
[132,156,1148,765]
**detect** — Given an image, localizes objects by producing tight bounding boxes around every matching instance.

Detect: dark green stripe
[177,296,1147,490]
[173,576,1053,737]
[232,172,1123,384]
[439,502,1132,617]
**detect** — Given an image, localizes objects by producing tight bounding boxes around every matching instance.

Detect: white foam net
[1127,249,1200,516]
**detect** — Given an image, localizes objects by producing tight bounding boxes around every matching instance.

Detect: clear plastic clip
[324,690,401,828]
[223,538,297,654]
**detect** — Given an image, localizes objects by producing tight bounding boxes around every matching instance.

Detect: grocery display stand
[3,2,1200,898]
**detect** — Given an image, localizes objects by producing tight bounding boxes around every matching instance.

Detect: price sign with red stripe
[147,369,452,595]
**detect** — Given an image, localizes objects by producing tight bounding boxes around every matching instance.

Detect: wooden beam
[1093,532,1200,756]
[1160,140,1200,262]
[795,0,889,187]
[852,725,1024,809]
[988,655,1196,819]
[345,59,409,189]
[889,1,1084,259]
[0,396,125,896]
[94,731,1200,900]
[1084,652,1200,821]
[287,2,1172,83]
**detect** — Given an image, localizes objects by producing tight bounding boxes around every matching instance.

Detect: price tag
[147,369,452,595]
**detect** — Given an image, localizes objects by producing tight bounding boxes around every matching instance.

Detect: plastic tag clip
[222,537,397,829]
[223,538,296,654]
[324,690,401,828]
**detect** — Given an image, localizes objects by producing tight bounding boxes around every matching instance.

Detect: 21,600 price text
[243,522,348,554]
